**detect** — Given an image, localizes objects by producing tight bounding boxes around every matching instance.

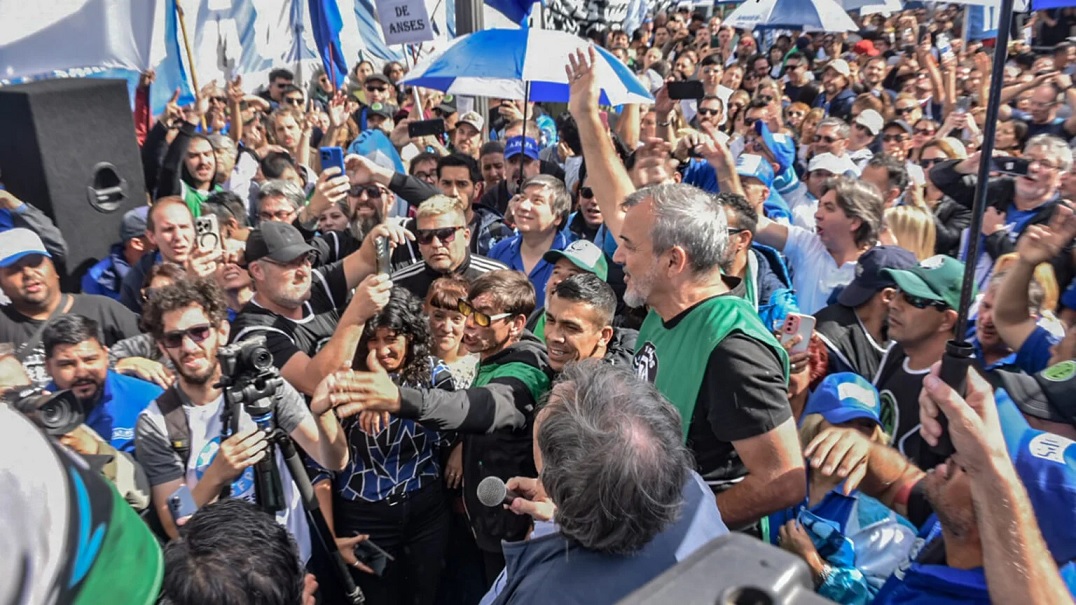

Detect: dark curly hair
[354,287,432,386]
[141,277,229,341]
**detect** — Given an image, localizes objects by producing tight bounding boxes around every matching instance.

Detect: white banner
[375,0,435,46]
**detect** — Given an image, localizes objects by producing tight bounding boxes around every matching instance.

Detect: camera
[218,336,275,382]
[4,386,84,436]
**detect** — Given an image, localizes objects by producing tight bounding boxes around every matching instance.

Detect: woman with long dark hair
[314,287,454,605]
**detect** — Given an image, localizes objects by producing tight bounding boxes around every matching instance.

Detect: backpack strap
[156,385,191,465]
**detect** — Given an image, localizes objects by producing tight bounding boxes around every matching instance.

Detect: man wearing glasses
[782,52,819,106]
[354,73,397,132]
[229,221,395,397]
[873,255,964,468]
[335,269,553,584]
[811,59,856,122]
[135,277,349,557]
[390,196,506,299]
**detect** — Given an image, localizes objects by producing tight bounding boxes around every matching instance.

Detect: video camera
[4,386,84,436]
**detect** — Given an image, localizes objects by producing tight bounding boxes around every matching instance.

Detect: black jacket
[931,197,973,258]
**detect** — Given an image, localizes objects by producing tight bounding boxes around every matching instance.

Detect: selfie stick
[929,0,1016,462]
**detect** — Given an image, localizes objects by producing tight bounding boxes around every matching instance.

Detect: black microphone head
[476,476,507,507]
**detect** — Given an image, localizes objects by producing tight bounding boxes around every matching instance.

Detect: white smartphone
[779,313,816,355]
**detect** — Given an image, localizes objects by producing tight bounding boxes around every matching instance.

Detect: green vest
[634,295,789,441]
[473,357,551,404]
[181,182,222,218]
[531,312,547,341]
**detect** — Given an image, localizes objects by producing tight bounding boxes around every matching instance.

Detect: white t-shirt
[783,226,858,314]
[136,384,313,561]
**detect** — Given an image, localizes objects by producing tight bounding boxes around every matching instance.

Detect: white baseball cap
[807,153,858,177]
[0,228,50,267]
[854,109,884,136]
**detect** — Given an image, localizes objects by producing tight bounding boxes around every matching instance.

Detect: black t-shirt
[686,332,792,485]
[874,343,932,468]
[229,262,350,370]
[814,303,888,380]
[3,294,141,387]
[390,253,507,301]
[784,82,820,106]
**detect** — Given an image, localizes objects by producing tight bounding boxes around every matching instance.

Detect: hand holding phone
[195,215,221,250]
[319,146,346,175]
[779,313,816,355]
[168,485,198,526]
[666,80,705,101]
[375,236,391,275]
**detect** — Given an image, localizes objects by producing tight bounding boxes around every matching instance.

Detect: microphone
[476,476,519,507]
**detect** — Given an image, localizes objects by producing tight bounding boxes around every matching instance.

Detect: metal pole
[174,0,206,131]
[455,0,488,134]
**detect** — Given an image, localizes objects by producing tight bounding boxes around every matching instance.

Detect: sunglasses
[283,97,304,106]
[914,128,935,136]
[458,299,512,327]
[758,95,775,104]
[895,106,917,115]
[580,186,595,199]
[348,184,384,198]
[161,324,213,349]
[210,96,228,104]
[899,290,949,312]
[698,107,721,116]
[882,134,909,142]
[813,134,841,144]
[264,251,317,269]
[920,157,945,169]
[416,226,463,245]
[744,116,760,127]
[365,86,388,93]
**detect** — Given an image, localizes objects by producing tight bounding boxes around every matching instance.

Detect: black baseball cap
[364,73,391,86]
[996,361,1076,427]
[837,246,918,307]
[244,222,315,265]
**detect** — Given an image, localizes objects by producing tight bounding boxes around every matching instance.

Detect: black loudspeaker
[619,533,835,605]
[0,78,146,289]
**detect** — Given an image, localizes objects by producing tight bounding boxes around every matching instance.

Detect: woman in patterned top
[313,287,454,605]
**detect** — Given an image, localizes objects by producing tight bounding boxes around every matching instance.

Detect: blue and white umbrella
[724,0,859,32]
[401,28,653,105]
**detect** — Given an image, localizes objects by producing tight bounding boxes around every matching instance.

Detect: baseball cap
[994,387,1076,563]
[802,373,883,427]
[244,221,315,265]
[736,154,775,188]
[364,73,391,86]
[543,239,609,281]
[807,153,858,177]
[853,40,880,57]
[854,109,884,136]
[505,136,540,161]
[838,246,918,307]
[436,94,458,115]
[458,111,485,133]
[996,361,1076,427]
[883,119,914,135]
[881,254,966,311]
[754,121,796,174]
[825,59,851,78]
[120,206,149,243]
[367,102,394,119]
[0,228,51,267]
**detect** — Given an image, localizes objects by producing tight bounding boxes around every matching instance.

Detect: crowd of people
[4,3,1076,604]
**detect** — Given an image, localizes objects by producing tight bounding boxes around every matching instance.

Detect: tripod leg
[276,432,366,605]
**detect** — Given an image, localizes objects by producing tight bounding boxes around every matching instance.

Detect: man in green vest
[335,269,553,582]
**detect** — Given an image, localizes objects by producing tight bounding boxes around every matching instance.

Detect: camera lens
[251,347,273,371]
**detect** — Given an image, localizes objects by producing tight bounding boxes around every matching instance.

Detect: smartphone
[955,96,972,114]
[168,485,198,525]
[991,156,1031,177]
[408,118,446,138]
[779,313,816,355]
[935,32,953,62]
[375,236,391,275]
[354,538,395,576]
[194,214,221,250]
[666,80,705,100]
[319,146,346,175]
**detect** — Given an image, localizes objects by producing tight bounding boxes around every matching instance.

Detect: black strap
[156,384,191,465]
[15,294,70,362]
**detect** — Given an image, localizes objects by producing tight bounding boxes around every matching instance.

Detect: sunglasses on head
[458,299,512,327]
[580,186,595,198]
[348,184,384,198]
[161,324,213,349]
[416,226,463,245]
[899,290,949,311]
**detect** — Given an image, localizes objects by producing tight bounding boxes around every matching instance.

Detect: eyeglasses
[744,116,760,127]
[899,290,949,312]
[365,86,388,94]
[1030,159,1061,171]
[698,107,721,116]
[786,63,804,71]
[161,324,213,349]
[895,106,917,115]
[458,299,512,327]
[263,251,317,269]
[758,95,775,104]
[580,186,595,199]
[813,134,841,144]
[416,226,463,245]
[882,134,909,142]
[259,208,297,222]
[727,227,746,235]
[210,96,228,104]
[283,97,304,106]
[348,184,384,198]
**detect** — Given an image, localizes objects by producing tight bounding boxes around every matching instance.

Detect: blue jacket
[47,370,163,454]
[81,244,130,301]
[751,244,799,332]
[489,230,575,308]
[681,159,793,224]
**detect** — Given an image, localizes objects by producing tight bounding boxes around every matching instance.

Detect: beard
[175,356,220,385]
[623,265,657,309]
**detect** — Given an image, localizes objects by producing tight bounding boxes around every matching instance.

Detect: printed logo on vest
[1028,432,1074,464]
[879,389,898,441]
[633,342,659,383]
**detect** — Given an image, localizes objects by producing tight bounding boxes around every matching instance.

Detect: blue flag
[308,0,348,88]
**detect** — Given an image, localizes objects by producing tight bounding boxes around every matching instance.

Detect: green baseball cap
[543,240,609,281]
[880,254,967,310]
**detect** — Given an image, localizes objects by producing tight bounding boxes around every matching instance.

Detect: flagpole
[174,0,206,130]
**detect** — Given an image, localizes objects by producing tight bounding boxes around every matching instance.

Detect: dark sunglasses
[914,128,935,136]
[161,324,213,349]
[416,226,463,245]
[579,186,595,199]
[698,107,721,116]
[210,96,228,104]
[899,290,949,312]
[813,134,841,144]
[920,157,945,169]
[348,184,384,198]
[283,97,304,106]
[744,116,760,127]
[882,134,909,142]
[365,86,388,93]
[895,106,917,115]
[458,299,511,327]
[758,95,775,104]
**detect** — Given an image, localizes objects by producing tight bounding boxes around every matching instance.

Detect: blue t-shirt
[1015,325,1061,375]
[489,230,574,308]
[49,370,163,454]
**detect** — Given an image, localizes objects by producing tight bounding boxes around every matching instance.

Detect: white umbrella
[724,0,860,32]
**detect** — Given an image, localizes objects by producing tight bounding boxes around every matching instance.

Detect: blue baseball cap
[995,387,1076,563]
[838,245,919,308]
[802,373,883,427]
[505,136,540,161]
[736,154,775,188]
[755,121,796,174]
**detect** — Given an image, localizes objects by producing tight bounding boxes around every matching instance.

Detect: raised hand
[1015,204,1076,266]
[566,46,603,120]
[327,91,349,128]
